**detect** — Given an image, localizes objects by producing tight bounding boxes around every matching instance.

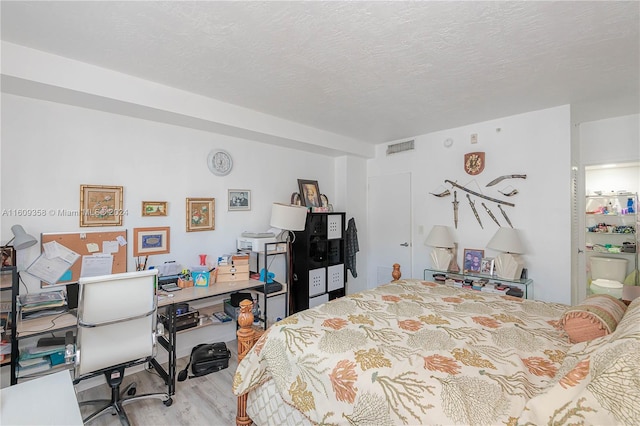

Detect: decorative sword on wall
[466,194,483,229]
[482,202,500,226]
[498,205,514,228]
[445,179,515,207]
[452,191,459,229]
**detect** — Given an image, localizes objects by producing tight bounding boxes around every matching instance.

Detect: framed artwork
[79,185,124,227]
[1,246,16,267]
[480,257,495,275]
[142,201,168,217]
[297,179,321,207]
[186,198,215,232]
[133,227,170,256]
[463,248,484,273]
[228,189,251,211]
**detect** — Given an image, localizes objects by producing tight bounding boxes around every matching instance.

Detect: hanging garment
[345,217,359,278]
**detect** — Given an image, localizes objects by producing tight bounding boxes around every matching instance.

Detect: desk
[0,370,83,425]
[152,278,287,396]
[12,278,286,395]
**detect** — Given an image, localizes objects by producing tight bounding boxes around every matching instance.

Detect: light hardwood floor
[76,340,240,426]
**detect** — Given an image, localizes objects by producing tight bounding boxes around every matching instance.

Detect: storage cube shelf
[292,212,346,313]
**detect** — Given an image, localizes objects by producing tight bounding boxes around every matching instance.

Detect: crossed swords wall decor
[436,175,526,229]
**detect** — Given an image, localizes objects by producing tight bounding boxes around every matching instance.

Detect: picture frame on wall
[141,201,168,217]
[297,179,321,207]
[79,185,124,227]
[228,189,251,211]
[186,198,215,231]
[133,227,170,256]
[463,248,484,273]
[480,257,495,275]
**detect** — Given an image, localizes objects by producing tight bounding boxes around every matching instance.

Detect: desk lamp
[486,227,525,280]
[424,225,455,271]
[270,203,308,242]
[3,225,37,250]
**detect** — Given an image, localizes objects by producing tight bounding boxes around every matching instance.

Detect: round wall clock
[207,150,233,176]
[464,151,485,175]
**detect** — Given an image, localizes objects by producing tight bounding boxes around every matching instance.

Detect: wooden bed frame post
[236,299,255,426]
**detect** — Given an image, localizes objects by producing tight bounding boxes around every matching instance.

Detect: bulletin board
[40,230,127,287]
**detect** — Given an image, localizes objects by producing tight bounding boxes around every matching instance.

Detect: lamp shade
[486,227,524,254]
[425,225,455,248]
[270,203,307,231]
[11,225,37,250]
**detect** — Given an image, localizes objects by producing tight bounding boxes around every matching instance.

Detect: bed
[233,264,640,425]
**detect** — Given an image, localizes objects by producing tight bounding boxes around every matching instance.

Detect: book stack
[18,290,68,319]
[17,345,65,377]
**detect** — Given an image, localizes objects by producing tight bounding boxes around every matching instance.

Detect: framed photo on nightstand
[480,257,494,275]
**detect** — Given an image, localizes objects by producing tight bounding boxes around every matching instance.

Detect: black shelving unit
[1,266,18,385]
[291,212,346,313]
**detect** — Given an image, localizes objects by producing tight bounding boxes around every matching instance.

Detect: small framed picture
[1,246,16,267]
[480,257,495,275]
[79,184,124,227]
[297,179,321,207]
[463,248,485,273]
[228,189,251,211]
[133,227,170,256]
[141,201,168,217]
[186,198,215,232]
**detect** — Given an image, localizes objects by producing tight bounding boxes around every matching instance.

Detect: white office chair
[74,270,172,425]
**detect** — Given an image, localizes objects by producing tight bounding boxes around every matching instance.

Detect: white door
[368,172,412,286]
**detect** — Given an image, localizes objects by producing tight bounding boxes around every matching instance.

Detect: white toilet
[590,257,628,299]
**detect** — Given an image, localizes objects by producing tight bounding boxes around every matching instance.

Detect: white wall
[580,114,640,166]
[0,93,342,333]
[368,105,573,303]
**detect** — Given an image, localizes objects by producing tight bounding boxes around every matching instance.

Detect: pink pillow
[560,294,627,343]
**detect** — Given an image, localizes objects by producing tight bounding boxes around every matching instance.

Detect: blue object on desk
[259,269,275,283]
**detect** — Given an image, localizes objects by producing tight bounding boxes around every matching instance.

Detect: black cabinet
[291,212,346,313]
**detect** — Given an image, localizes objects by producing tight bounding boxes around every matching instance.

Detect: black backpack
[177,342,231,381]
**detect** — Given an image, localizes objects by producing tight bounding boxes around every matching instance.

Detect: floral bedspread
[233,279,572,425]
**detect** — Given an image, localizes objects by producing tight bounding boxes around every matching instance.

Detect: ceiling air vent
[386,140,415,155]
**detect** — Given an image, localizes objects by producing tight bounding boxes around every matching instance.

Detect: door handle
[400,242,409,247]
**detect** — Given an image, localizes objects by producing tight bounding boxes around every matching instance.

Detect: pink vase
[199,254,207,266]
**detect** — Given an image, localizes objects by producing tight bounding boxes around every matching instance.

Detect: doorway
[576,161,640,302]
[367,173,412,286]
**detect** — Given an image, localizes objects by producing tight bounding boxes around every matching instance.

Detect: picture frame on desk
[141,201,168,217]
[186,198,215,231]
[79,184,124,227]
[133,227,170,256]
[228,189,251,211]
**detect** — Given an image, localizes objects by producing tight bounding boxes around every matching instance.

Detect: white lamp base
[494,253,524,280]
[431,248,453,271]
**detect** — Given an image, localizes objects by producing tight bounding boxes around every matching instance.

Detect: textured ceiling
[1,1,639,144]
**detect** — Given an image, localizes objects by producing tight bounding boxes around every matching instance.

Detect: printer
[237,232,277,252]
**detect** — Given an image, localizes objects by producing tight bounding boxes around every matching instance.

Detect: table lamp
[486,227,525,280]
[424,225,455,271]
[270,203,308,242]
[5,225,37,250]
